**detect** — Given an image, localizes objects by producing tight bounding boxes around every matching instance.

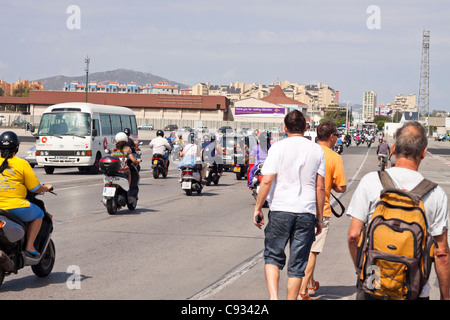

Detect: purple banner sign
[235,106,285,116]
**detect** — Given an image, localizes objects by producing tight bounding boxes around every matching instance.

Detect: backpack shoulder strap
[410,178,437,200]
[378,171,396,189]
[378,171,437,205]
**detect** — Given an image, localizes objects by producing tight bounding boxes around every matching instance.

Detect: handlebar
[48,187,56,195]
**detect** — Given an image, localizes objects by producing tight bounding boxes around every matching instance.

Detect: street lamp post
[345,101,351,134]
[84,55,90,102]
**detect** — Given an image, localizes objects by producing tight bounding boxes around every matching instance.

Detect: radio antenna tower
[417,30,430,130]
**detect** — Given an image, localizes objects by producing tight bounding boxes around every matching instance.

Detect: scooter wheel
[31,239,55,278]
[106,199,118,215]
[127,198,137,210]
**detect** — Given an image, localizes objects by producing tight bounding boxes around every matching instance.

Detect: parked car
[194,126,208,133]
[138,124,154,130]
[25,145,37,168]
[12,119,29,127]
[164,124,178,131]
[180,126,193,132]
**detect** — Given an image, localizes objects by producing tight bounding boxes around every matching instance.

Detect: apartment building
[391,94,416,113]
[190,80,338,113]
[363,91,377,122]
[64,80,180,94]
[0,79,43,96]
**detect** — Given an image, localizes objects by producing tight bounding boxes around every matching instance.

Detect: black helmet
[123,128,131,136]
[156,130,164,137]
[188,132,196,143]
[210,134,216,142]
[0,131,20,151]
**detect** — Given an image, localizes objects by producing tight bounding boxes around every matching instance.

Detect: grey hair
[394,121,427,160]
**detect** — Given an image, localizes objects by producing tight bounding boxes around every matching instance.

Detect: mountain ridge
[34,68,190,91]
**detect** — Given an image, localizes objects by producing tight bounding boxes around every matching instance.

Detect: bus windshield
[38,112,91,137]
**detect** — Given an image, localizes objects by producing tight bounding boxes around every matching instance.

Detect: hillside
[34,69,189,90]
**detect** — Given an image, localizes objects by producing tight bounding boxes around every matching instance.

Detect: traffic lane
[206,143,450,300]
[0,165,264,299]
[205,145,374,300]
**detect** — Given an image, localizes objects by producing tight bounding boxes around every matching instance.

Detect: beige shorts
[310,217,330,253]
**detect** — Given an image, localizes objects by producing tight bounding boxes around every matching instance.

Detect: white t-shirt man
[149,136,172,155]
[261,136,325,215]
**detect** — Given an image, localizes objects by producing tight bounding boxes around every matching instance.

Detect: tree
[0,87,4,96]
[13,85,30,97]
[320,110,349,127]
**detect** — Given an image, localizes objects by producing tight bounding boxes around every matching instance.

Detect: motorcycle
[367,138,373,148]
[333,144,343,154]
[152,153,169,179]
[233,152,248,180]
[0,188,56,287]
[250,163,268,208]
[344,137,351,147]
[100,155,140,214]
[181,165,203,196]
[205,162,220,186]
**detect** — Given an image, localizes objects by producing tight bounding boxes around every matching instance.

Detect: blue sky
[1,0,449,112]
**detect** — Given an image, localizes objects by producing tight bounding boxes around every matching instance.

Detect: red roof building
[0,90,232,122]
[261,85,307,106]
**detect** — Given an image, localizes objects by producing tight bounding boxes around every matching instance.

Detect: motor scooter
[205,162,220,186]
[233,152,248,180]
[333,144,343,154]
[251,163,268,208]
[100,155,140,214]
[0,188,56,287]
[152,153,169,179]
[181,165,203,196]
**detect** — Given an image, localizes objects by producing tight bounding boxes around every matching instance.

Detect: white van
[35,102,138,174]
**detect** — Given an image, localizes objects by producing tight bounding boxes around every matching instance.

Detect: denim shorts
[8,203,44,223]
[264,210,316,278]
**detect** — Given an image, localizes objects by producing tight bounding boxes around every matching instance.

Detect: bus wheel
[88,153,101,174]
[44,166,54,174]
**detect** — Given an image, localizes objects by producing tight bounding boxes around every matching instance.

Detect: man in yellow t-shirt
[0,131,53,258]
[298,121,347,300]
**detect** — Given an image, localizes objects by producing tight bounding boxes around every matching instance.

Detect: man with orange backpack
[347,121,449,300]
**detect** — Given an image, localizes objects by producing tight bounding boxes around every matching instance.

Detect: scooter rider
[149,130,172,170]
[202,133,223,178]
[0,131,53,258]
[123,127,140,153]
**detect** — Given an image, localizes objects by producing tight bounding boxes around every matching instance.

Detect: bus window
[100,114,112,135]
[110,114,122,134]
[120,115,132,131]
[92,119,99,136]
[130,115,138,135]
[38,112,90,136]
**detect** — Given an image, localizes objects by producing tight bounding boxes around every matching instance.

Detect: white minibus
[35,102,138,174]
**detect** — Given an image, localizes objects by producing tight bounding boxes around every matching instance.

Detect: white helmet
[115,132,128,143]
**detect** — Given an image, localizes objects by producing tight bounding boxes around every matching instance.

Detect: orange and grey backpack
[356,171,437,300]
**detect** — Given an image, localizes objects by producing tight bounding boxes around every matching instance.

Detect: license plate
[233,167,241,173]
[103,187,116,197]
[55,156,68,159]
[153,160,158,165]
[182,181,192,189]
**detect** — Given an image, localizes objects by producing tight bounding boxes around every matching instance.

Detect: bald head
[394,121,427,161]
